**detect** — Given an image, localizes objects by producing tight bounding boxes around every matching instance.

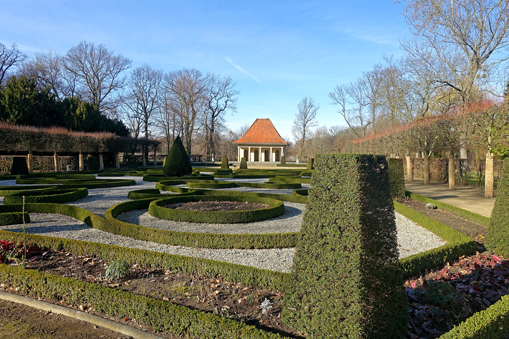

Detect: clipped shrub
[306,157,314,170]
[239,157,247,169]
[387,157,406,198]
[86,155,99,171]
[280,155,286,165]
[486,159,509,257]
[10,157,28,175]
[163,136,192,177]
[105,259,130,281]
[282,154,408,338]
[221,156,229,169]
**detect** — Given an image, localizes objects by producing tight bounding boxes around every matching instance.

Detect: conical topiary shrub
[10,157,29,175]
[486,158,509,256]
[239,157,247,169]
[307,157,314,170]
[221,156,229,169]
[163,136,192,177]
[281,155,286,165]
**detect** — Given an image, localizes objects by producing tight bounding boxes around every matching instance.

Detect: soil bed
[164,200,269,212]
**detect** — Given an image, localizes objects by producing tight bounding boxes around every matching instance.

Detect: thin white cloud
[224,57,262,84]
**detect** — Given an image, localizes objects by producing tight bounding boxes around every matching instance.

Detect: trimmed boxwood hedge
[0,185,57,196]
[3,188,88,205]
[149,195,285,224]
[15,178,136,189]
[267,176,311,184]
[0,212,30,225]
[186,180,237,189]
[387,158,406,198]
[485,158,509,257]
[394,201,477,278]
[0,264,283,339]
[283,154,407,339]
[106,199,298,249]
[406,191,490,227]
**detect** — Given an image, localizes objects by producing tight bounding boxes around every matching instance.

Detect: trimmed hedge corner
[3,188,88,204]
[282,154,407,339]
[149,195,285,224]
[387,157,406,198]
[486,158,509,257]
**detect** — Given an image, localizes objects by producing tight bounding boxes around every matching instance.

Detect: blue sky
[0,0,410,141]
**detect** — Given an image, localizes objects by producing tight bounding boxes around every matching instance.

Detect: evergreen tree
[163,136,192,177]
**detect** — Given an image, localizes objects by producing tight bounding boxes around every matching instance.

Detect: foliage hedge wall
[486,159,509,256]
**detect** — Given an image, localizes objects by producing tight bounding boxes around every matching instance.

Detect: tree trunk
[54,152,60,173]
[79,152,85,172]
[485,152,495,198]
[27,150,34,174]
[406,156,413,181]
[423,154,430,185]
[448,152,455,190]
[115,153,120,169]
[99,153,104,170]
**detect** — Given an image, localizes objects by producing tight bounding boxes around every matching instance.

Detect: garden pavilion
[234,118,287,162]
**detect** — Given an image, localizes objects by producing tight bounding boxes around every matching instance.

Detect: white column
[259,147,262,162]
[248,147,251,161]
[238,147,241,161]
[281,147,284,157]
[261,149,265,162]
[270,147,273,162]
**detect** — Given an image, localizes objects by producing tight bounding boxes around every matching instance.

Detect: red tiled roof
[234,119,287,145]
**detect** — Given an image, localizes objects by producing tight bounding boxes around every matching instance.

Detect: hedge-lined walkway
[405,179,495,218]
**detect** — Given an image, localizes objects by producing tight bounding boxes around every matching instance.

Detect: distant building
[234,118,287,162]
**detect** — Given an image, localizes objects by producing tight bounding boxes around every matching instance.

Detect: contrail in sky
[224,57,262,84]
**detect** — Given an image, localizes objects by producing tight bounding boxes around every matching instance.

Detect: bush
[163,136,192,177]
[221,156,229,169]
[10,157,28,175]
[306,157,314,170]
[86,155,99,171]
[239,157,247,169]
[280,155,286,165]
[486,159,509,256]
[105,259,130,281]
[282,154,408,338]
[387,158,406,198]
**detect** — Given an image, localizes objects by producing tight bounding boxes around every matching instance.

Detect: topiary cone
[163,136,192,177]
[486,159,509,257]
[221,156,229,169]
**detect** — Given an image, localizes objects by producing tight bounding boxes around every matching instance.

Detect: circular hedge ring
[3,187,88,204]
[149,195,285,224]
[186,180,237,189]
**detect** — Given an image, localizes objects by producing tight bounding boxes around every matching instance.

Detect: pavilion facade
[233,118,287,162]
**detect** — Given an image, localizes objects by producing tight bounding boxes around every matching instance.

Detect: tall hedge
[280,155,286,165]
[486,159,509,256]
[163,136,192,177]
[387,157,406,198]
[221,156,229,169]
[239,157,247,169]
[307,157,314,170]
[282,154,408,338]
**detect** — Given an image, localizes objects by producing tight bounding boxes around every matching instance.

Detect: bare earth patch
[164,200,269,212]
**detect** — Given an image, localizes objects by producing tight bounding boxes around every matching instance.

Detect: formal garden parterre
[0,155,508,338]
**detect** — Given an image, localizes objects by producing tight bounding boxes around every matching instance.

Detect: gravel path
[0,175,447,272]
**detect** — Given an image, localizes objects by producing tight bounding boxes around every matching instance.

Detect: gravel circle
[116,202,304,234]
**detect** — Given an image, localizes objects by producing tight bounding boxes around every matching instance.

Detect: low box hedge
[406,191,490,227]
[149,195,285,224]
[105,199,297,249]
[15,178,136,189]
[3,187,88,205]
[0,264,284,339]
[0,185,57,197]
[186,180,237,189]
[0,212,30,225]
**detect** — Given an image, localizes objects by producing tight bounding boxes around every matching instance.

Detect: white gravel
[0,175,447,272]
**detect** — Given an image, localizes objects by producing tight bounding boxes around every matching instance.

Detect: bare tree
[20,51,78,100]
[205,75,238,158]
[292,97,319,161]
[400,0,509,103]
[163,68,209,154]
[330,80,371,138]
[0,43,26,86]
[65,41,131,114]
